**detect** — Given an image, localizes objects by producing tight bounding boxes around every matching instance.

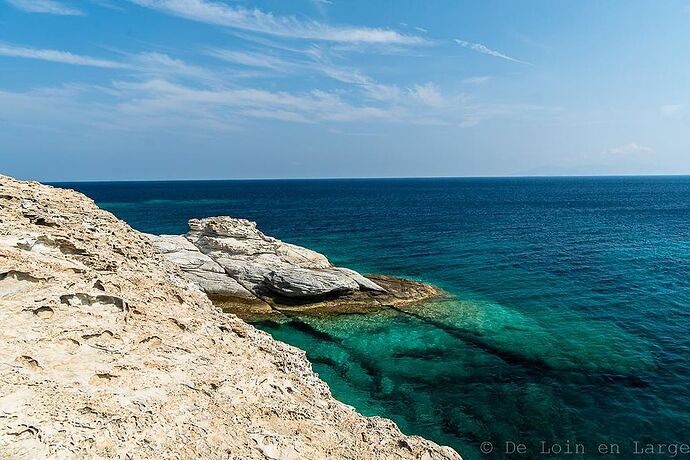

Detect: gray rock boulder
[187,217,331,269]
[330,267,388,293]
[265,267,360,298]
[150,216,386,303]
[148,234,257,301]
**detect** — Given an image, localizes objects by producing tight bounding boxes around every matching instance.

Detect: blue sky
[0,0,689,180]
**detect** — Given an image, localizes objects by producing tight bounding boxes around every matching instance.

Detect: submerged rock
[150,216,441,315]
[0,174,461,459]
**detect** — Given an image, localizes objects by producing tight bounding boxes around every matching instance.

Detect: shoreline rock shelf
[0,175,460,459]
[149,216,444,316]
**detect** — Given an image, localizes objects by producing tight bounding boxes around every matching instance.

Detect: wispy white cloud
[0,34,557,136]
[0,79,398,133]
[361,83,402,102]
[111,77,550,129]
[304,54,404,102]
[131,51,215,81]
[207,45,404,101]
[207,49,291,71]
[455,39,530,65]
[128,0,424,44]
[0,43,126,68]
[109,79,401,124]
[0,75,563,140]
[409,82,446,108]
[659,104,685,117]
[4,0,83,15]
[455,101,563,128]
[398,22,428,34]
[309,0,332,16]
[0,43,219,84]
[315,64,369,85]
[462,75,493,85]
[602,143,655,156]
[0,84,239,135]
[0,40,399,104]
[86,0,125,10]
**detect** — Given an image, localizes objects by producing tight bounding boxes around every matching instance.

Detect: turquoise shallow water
[57,177,690,459]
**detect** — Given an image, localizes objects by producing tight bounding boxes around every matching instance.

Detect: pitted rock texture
[150,217,442,315]
[0,175,461,460]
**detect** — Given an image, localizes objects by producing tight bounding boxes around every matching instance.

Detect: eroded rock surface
[0,175,461,459]
[150,234,257,301]
[150,216,441,315]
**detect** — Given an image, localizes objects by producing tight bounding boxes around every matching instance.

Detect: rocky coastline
[149,216,444,317]
[0,175,460,459]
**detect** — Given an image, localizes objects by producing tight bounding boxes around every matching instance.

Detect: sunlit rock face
[149,216,441,315]
[0,175,461,460]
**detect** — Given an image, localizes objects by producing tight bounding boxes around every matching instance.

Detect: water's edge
[55,177,690,459]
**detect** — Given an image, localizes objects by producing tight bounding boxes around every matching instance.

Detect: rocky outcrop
[0,175,461,459]
[149,216,442,316]
[150,234,257,301]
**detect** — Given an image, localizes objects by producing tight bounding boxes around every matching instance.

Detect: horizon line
[44,173,690,184]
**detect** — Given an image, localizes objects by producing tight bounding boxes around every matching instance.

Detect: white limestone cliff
[0,175,461,460]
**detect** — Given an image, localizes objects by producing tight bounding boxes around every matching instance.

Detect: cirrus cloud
[602,143,655,156]
[659,104,685,117]
[4,0,84,15]
[128,0,424,45]
[455,38,530,65]
[0,43,126,68]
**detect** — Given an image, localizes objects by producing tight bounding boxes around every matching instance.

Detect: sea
[56,177,690,459]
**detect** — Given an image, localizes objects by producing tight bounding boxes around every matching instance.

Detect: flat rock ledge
[149,217,444,317]
[0,175,461,460]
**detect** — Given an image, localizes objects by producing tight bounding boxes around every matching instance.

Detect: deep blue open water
[56,177,690,459]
